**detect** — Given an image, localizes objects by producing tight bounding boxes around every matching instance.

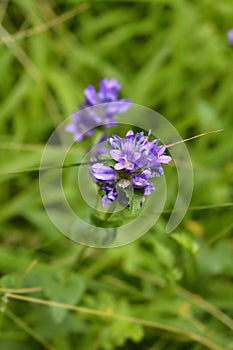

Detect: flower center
[116,169,131,181]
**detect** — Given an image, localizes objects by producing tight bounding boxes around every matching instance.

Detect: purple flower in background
[65,78,131,142]
[65,110,100,142]
[84,78,122,105]
[227,29,233,46]
[89,130,172,210]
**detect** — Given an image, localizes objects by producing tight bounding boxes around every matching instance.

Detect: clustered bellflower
[90,130,172,209]
[227,29,233,46]
[65,78,131,142]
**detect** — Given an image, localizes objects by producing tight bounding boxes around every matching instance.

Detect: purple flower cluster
[65,78,131,142]
[227,29,233,46]
[90,130,172,208]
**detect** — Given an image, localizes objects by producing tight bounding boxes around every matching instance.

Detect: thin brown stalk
[0,3,90,44]
[177,287,233,331]
[5,309,56,350]
[0,287,43,294]
[6,293,225,350]
[167,129,223,148]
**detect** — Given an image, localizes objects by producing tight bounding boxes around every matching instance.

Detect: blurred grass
[0,0,233,349]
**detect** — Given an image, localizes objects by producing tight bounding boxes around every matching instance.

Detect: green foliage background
[0,0,233,349]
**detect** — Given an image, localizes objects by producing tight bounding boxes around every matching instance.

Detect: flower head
[108,130,171,175]
[65,78,131,142]
[89,130,172,210]
[84,78,122,105]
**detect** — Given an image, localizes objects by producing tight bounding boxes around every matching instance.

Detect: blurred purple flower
[227,29,233,45]
[84,78,122,105]
[89,130,172,209]
[65,78,131,141]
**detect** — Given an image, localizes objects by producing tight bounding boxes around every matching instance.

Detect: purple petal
[108,190,118,201]
[102,191,118,206]
[109,149,121,161]
[141,169,152,179]
[227,29,233,45]
[132,152,141,162]
[84,85,97,105]
[102,195,110,207]
[126,130,134,138]
[100,78,122,91]
[71,111,81,122]
[114,163,125,170]
[144,183,155,195]
[73,135,83,142]
[105,101,131,116]
[156,145,166,155]
[131,175,148,188]
[91,163,116,181]
[65,124,76,133]
[99,79,122,102]
[108,135,121,149]
[158,155,172,164]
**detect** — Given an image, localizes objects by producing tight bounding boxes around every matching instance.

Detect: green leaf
[110,321,144,347]
[153,241,175,270]
[102,159,116,168]
[130,189,144,215]
[0,275,16,289]
[24,267,86,324]
[120,185,133,203]
[43,272,86,324]
[170,232,199,255]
